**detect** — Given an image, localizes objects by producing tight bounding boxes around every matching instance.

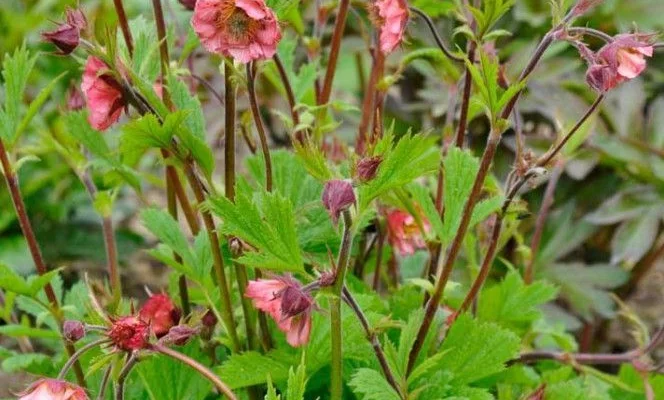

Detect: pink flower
[107,315,150,351]
[81,56,126,130]
[246,276,314,347]
[584,33,654,92]
[18,379,88,400]
[371,0,409,54]
[386,209,430,255]
[191,0,282,63]
[139,294,182,338]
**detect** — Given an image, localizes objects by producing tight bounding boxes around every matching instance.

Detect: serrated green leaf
[64,111,112,159]
[1,43,37,145]
[13,71,66,145]
[349,368,401,400]
[217,351,293,389]
[286,358,307,400]
[441,148,483,243]
[439,314,520,384]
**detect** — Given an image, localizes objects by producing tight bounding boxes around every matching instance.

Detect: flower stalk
[246,62,274,191]
[319,0,351,106]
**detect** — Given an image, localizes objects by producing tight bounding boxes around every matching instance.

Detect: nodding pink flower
[139,294,182,338]
[246,276,314,347]
[107,316,150,351]
[370,0,409,54]
[191,0,282,63]
[81,56,126,131]
[583,33,654,92]
[17,379,88,400]
[386,209,430,255]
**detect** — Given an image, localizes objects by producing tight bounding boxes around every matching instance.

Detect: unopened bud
[322,180,356,224]
[63,320,85,342]
[159,325,199,346]
[355,156,382,183]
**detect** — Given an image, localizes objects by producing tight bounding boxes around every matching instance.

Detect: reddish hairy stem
[372,223,387,291]
[455,41,476,148]
[319,0,351,105]
[524,162,564,284]
[272,54,300,127]
[112,0,134,56]
[153,344,238,399]
[246,63,273,192]
[0,137,87,387]
[356,46,385,154]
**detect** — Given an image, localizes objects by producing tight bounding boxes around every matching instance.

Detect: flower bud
[355,156,382,183]
[139,294,181,338]
[63,320,85,343]
[202,309,218,328]
[572,0,604,17]
[159,325,199,346]
[322,180,356,224]
[41,8,87,55]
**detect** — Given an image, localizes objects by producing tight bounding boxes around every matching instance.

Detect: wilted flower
[246,276,314,347]
[18,379,88,400]
[41,8,87,55]
[369,0,409,54]
[107,316,150,351]
[355,156,382,182]
[191,0,282,63]
[139,293,181,338]
[81,56,126,131]
[583,33,654,92]
[386,209,430,255]
[63,320,85,343]
[322,180,356,224]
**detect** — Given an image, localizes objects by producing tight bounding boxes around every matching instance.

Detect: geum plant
[0,0,663,399]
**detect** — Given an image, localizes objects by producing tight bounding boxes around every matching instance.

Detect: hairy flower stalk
[246,62,274,191]
[319,0,351,105]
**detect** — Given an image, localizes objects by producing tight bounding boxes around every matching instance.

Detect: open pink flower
[81,56,126,131]
[18,379,88,400]
[584,33,654,92]
[371,0,409,54]
[139,294,182,338]
[386,209,430,255]
[191,0,281,63]
[246,276,314,347]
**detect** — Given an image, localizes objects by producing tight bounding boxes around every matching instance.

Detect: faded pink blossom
[18,379,88,400]
[386,209,430,255]
[246,276,314,347]
[371,0,409,54]
[191,0,282,63]
[584,33,654,92]
[139,293,181,338]
[107,315,150,351]
[81,56,126,130]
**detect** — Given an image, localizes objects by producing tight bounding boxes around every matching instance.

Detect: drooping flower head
[139,293,182,338]
[191,0,282,63]
[41,7,87,55]
[18,379,88,400]
[369,0,409,54]
[386,208,430,255]
[63,320,85,343]
[583,33,654,92]
[246,276,314,347]
[81,56,126,131]
[107,315,150,351]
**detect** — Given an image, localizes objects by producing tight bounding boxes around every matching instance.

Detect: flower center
[216,2,260,41]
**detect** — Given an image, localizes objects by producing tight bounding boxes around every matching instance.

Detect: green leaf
[1,352,52,374]
[0,263,31,296]
[286,358,307,400]
[266,0,301,19]
[207,189,304,272]
[359,132,439,210]
[610,207,660,267]
[0,324,60,339]
[120,113,177,166]
[141,208,198,274]
[65,111,112,160]
[217,351,293,389]
[349,368,401,400]
[168,73,206,139]
[441,148,482,243]
[476,270,558,332]
[266,376,281,400]
[13,71,66,145]
[0,43,37,145]
[409,184,445,243]
[439,314,520,385]
[396,309,424,378]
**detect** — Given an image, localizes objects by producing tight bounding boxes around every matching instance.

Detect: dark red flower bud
[280,285,314,318]
[179,0,197,10]
[202,309,218,328]
[108,316,150,351]
[318,271,336,287]
[159,325,199,346]
[356,156,382,183]
[63,320,85,342]
[139,294,181,338]
[65,7,87,30]
[322,180,356,224]
[42,23,80,55]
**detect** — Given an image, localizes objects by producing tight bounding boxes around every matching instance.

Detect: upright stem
[112,0,134,56]
[319,0,351,105]
[272,54,300,127]
[226,62,258,352]
[356,45,385,154]
[246,63,273,192]
[454,41,476,148]
[153,344,238,399]
[114,353,138,400]
[330,210,353,400]
[524,162,564,284]
[343,287,403,398]
[184,164,241,352]
[0,137,86,387]
[153,0,193,318]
